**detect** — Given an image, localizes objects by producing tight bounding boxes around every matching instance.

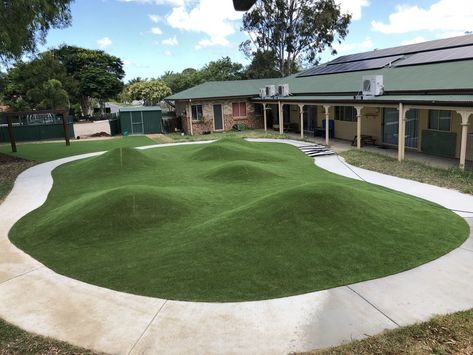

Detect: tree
[240,0,351,76]
[27,79,70,110]
[201,57,245,81]
[52,45,125,114]
[124,80,172,106]
[245,50,281,79]
[159,70,202,94]
[0,0,73,63]
[3,52,78,111]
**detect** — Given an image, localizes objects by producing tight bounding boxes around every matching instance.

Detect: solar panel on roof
[395,46,473,67]
[328,34,473,65]
[297,55,403,77]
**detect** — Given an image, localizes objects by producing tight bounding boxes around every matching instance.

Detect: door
[131,112,144,134]
[383,108,418,148]
[303,105,317,131]
[213,104,223,130]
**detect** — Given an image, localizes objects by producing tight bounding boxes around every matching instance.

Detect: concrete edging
[0,138,472,354]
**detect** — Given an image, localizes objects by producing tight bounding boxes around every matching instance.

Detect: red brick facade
[175,99,263,135]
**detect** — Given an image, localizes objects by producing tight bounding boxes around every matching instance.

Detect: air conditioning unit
[362,75,384,97]
[278,84,289,97]
[265,85,276,97]
[259,88,266,98]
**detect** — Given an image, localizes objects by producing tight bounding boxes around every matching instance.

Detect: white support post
[458,110,472,170]
[299,104,304,139]
[354,106,363,149]
[323,105,330,146]
[398,103,405,161]
[188,101,193,136]
[263,103,267,132]
[278,101,283,134]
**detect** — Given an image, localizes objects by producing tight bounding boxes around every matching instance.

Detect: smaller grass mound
[203,161,281,183]
[191,140,282,162]
[15,185,189,248]
[74,147,157,175]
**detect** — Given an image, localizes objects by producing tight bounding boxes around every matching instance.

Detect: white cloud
[120,0,187,6]
[161,36,178,46]
[123,59,132,65]
[337,0,369,21]
[371,0,473,34]
[333,38,374,53]
[97,37,112,49]
[151,27,163,35]
[166,0,242,49]
[437,31,471,39]
[164,50,172,56]
[148,14,162,23]
[400,36,426,46]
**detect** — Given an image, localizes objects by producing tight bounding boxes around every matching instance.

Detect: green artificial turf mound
[9,139,469,302]
[204,161,280,182]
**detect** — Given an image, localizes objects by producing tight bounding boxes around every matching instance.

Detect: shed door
[131,112,144,134]
[213,104,223,130]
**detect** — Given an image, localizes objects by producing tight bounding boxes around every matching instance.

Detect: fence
[0,112,74,143]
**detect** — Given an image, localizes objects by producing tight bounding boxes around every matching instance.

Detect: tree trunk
[80,96,90,117]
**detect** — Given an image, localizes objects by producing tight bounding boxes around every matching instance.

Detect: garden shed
[119,106,162,135]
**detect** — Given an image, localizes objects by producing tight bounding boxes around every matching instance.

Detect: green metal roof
[119,106,161,112]
[165,59,473,102]
[165,78,282,100]
[288,60,473,94]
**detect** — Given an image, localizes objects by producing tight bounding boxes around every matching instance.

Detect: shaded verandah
[255,98,473,170]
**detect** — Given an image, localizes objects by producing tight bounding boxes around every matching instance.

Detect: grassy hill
[9,139,468,301]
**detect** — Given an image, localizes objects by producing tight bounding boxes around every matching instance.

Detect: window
[232,102,247,117]
[334,106,357,122]
[254,103,264,116]
[191,105,203,121]
[428,110,451,131]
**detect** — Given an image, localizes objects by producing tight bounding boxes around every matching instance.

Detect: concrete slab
[350,247,473,326]
[0,267,165,354]
[315,155,473,218]
[131,287,396,355]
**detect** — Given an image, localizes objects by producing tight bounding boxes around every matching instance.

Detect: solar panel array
[297,55,403,77]
[395,46,473,67]
[296,34,473,78]
[329,34,473,65]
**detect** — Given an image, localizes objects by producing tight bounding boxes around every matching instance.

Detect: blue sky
[39,0,473,81]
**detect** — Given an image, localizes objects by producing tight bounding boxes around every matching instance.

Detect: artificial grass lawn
[0,136,155,162]
[9,139,469,302]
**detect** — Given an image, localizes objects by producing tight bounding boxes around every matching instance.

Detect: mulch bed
[0,153,37,202]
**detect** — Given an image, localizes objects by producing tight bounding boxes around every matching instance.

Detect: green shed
[119,106,162,135]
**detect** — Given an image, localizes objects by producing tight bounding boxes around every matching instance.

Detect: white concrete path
[0,139,473,354]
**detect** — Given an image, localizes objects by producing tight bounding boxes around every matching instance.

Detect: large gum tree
[240,0,351,77]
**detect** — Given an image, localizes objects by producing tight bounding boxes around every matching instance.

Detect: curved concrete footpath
[1,140,473,355]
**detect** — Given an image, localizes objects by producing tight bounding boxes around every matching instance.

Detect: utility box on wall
[119,106,162,135]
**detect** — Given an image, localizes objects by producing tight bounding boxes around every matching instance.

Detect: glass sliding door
[383,108,418,148]
[303,105,317,131]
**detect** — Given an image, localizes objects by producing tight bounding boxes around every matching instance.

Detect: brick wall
[175,99,263,134]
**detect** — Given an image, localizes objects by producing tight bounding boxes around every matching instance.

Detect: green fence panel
[119,112,132,135]
[421,129,457,157]
[109,118,121,136]
[0,123,75,143]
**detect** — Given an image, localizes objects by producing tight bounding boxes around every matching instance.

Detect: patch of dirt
[0,153,37,203]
